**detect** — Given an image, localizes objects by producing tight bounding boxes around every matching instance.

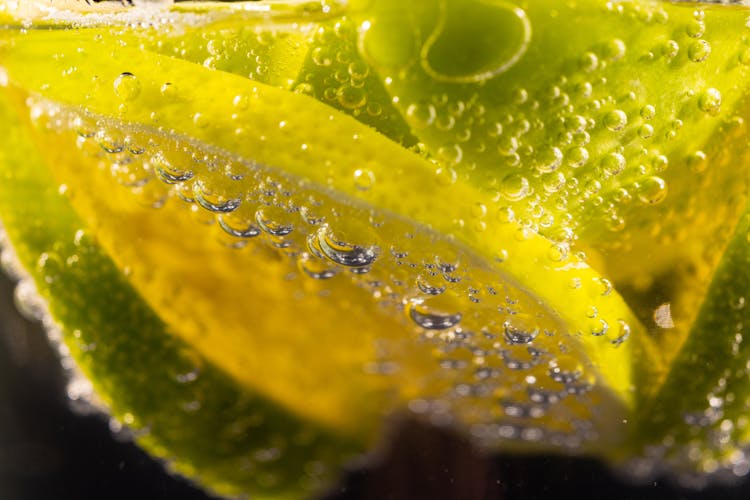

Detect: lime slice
[12,0,750,495]
[0,2,646,497]
[351,0,750,396]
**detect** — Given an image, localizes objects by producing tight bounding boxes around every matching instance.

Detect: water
[5,0,750,497]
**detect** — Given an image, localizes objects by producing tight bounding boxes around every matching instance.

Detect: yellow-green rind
[0,28,640,408]
[634,201,750,475]
[0,91,362,500]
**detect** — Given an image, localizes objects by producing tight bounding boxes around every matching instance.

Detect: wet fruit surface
[3,0,750,498]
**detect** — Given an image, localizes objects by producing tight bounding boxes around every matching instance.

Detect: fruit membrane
[3,0,750,498]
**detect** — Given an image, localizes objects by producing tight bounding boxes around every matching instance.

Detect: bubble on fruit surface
[315,226,378,268]
[152,152,194,184]
[603,38,626,61]
[698,88,722,115]
[568,147,589,168]
[336,84,366,110]
[503,317,540,345]
[416,274,447,296]
[160,82,177,99]
[353,168,375,191]
[113,72,140,101]
[536,146,563,173]
[688,39,711,62]
[256,207,295,237]
[193,179,241,213]
[601,152,626,176]
[640,104,656,121]
[661,39,680,59]
[298,253,338,280]
[407,299,462,330]
[636,176,668,205]
[604,109,628,131]
[217,214,260,238]
[638,124,654,139]
[688,150,708,173]
[500,173,530,201]
[406,102,436,129]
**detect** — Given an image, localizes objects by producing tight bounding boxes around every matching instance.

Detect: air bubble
[500,174,530,201]
[406,102,436,129]
[217,214,260,238]
[640,104,656,120]
[337,84,366,109]
[152,153,193,184]
[347,60,370,80]
[536,146,563,173]
[503,319,539,345]
[438,144,464,165]
[256,207,294,237]
[232,94,250,110]
[601,152,626,176]
[548,359,582,384]
[686,19,705,38]
[652,154,668,172]
[298,253,337,280]
[604,109,628,131]
[95,130,125,154]
[568,147,589,168]
[637,176,668,204]
[353,168,375,191]
[114,72,140,101]
[731,296,746,311]
[311,46,333,67]
[688,40,711,62]
[193,180,241,213]
[590,318,609,336]
[698,88,722,115]
[407,300,462,330]
[612,320,631,346]
[435,166,457,186]
[315,227,378,268]
[579,51,599,72]
[604,38,626,61]
[416,275,447,296]
[501,344,543,370]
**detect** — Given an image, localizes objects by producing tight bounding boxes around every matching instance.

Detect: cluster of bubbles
[353,0,750,268]
[12,0,750,488]
[350,1,750,480]
[291,17,417,145]
[22,92,631,455]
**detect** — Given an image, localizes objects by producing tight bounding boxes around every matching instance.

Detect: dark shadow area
[1,269,749,500]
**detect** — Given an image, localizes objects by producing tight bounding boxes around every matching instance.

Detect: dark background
[1,269,749,500]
